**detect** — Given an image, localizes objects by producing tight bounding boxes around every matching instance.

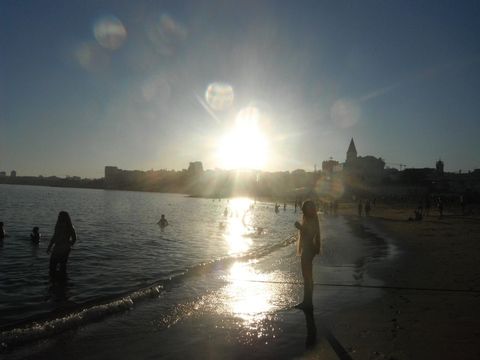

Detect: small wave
[0,233,297,350]
[0,285,163,351]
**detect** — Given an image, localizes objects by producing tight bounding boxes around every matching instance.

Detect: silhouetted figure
[425,196,431,216]
[0,222,5,241]
[365,201,371,216]
[409,206,423,221]
[157,214,169,228]
[438,197,444,218]
[294,199,298,213]
[357,201,363,217]
[275,203,280,214]
[333,200,339,216]
[47,211,77,276]
[223,207,228,217]
[294,200,321,310]
[284,203,287,211]
[460,195,466,216]
[30,226,41,244]
[415,206,423,221]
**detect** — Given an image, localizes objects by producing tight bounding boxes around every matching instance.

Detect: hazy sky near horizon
[1,0,480,177]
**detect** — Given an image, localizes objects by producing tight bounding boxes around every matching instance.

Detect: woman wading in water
[47,211,77,276]
[294,200,321,310]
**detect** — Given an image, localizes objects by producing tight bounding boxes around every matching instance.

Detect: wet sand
[325,204,480,359]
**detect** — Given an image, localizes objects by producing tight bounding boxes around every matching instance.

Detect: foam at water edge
[0,285,163,350]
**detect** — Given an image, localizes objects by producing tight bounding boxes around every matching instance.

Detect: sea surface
[0,184,397,357]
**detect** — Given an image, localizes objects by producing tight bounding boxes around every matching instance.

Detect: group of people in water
[1,211,77,277]
[1,199,323,314]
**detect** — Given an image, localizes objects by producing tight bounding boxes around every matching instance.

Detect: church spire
[346,138,357,162]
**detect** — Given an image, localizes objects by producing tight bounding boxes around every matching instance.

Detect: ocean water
[0,185,298,325]
[0,184,397,356]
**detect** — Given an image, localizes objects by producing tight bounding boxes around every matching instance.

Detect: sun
[217,106,268,170]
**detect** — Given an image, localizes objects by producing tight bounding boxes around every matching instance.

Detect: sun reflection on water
[223,261,275,323]
[218,198,296,335]
[223,198,254,255]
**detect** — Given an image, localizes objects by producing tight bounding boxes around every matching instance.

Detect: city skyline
[0,137,467,179]
[2,1,480,177]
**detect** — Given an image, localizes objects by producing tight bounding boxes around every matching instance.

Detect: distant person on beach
[47,211,77,276]
[275,203,280,214]
[284,203,287,211]
[438,198,444,218]
[409,206,423,221]
[358,201,363,217]
[0,222,5,240]
[158,214,169,228]
[460,195,466,215]
[294,199,298,213]
[223,207,228,217]
[333,200,339,216]
[294,200,321,310]
[30,227,41,244]
[425,196,431,216]
[365,200,371,216]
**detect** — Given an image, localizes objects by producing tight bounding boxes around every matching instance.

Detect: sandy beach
[321,204,480,359]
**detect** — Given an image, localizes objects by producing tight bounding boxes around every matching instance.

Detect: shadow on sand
[303,309,353,360]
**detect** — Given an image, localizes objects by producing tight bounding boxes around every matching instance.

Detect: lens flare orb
[94,15,127,50]
[205,82,234,111]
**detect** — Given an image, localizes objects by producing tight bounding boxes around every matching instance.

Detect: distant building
[343,138,385,185]
[436,159,444,175]
[187,161,204,176]
[10,170,16,177]
[322,159,339,174]
[346,138,358,163]
[104,166,120,188]
[0,171,6,177]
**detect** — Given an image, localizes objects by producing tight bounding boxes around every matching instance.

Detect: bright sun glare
[217,106,268,170]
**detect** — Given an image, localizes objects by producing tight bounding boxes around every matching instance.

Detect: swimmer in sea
[0,222,5,241]
[30,226,41,244]
[158,214,169,228]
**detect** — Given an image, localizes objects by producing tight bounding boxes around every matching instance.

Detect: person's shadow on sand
[303,309,317,348]
[302,309,354,360]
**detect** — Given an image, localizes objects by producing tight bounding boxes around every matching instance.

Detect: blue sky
[1,0,479,177]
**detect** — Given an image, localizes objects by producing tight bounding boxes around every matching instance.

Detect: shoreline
[2,205,480,359]
[318,206,480,359]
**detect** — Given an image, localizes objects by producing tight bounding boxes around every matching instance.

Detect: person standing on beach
[47,211,77,276]
[425,196,431,216]
[294,200,321,310]
[358,201,363,217]
[365,200,371,216]
[438,197,444,218]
